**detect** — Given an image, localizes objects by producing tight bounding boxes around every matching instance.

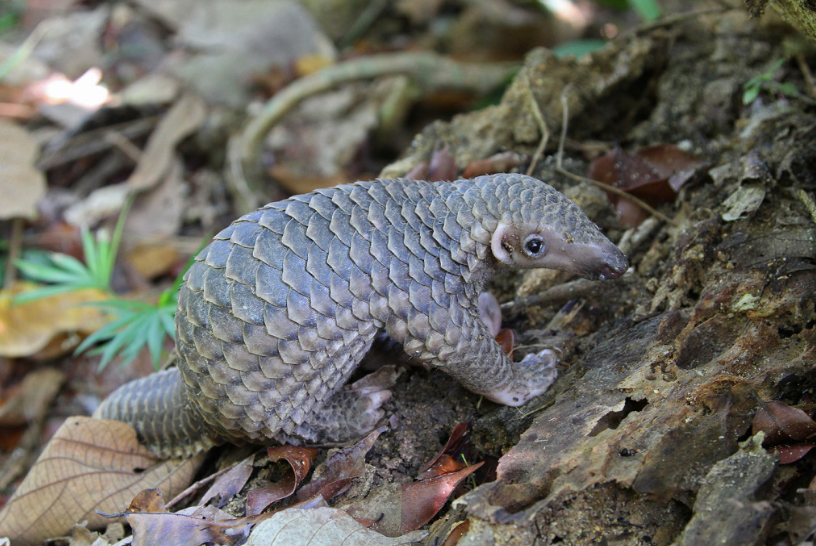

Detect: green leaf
[628,0,661,21]
[552,40,607,59]
[776,82,800,96]
[742,85,760,105]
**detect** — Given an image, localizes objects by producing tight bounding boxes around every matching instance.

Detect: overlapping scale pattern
[98,174,616,456]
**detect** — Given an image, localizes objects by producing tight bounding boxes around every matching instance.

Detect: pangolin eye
[524,235,545,256]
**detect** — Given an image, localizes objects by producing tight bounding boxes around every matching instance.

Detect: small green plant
[743,59,800,105]
[14,201,193,371]
[14,220,125,303]
[74,282,180,371]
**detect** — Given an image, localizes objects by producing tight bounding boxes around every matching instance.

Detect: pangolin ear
[490,223,515,266]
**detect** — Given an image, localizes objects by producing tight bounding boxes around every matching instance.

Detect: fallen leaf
[0,417,204,545]
[774,444,815,464]
[125,158,187,238]
[244,506,427,546]
[0,119,46,220]
[0,283,109,359]
[246,447,317,515]
[753,400,816,445]
[399,463,483,534]
[0,368,65,426]
[120,491,267,546]
[201,454,255,508]
[418,422,471,479]
[443,520,470,546]
[495,329,514,358]
[127,510,238,546]
[126,94,207,191]
[125,240,181,280]
[589,144,703,227]
[462,152,526,178]
[297,427,384,502]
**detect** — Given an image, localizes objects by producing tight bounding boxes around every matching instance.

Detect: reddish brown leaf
[426,145,457,182]
[400,462,484,534]
[247,447,317,516]
[589,144,702,227]
[418,422,471,478]
[462,152,526,178]
[201,454,255,508]
[297,427,384,502]
[128,488,167,513]
[419,454,466,480]
[0,417,203,546]
[443,520,470,546]
[753,400,816,446]
[495,329,514,359]
[774,444,815,464]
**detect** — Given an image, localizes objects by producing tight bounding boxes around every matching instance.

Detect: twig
[551,83,675,225]
[230,52,518,211]
[556,167,676,225]
[521,70,549,176]
[500,273,631,313]
[4,218,22,288]
[556,85,572,170]
[621,6,737,38]
[796,54,816,98]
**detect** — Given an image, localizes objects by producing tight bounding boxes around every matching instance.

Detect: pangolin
[96,174,628,458]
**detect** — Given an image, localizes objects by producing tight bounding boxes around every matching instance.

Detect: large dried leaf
[0,417,204,545]
[125,94,206,191]
[0,284,109,358]
[0,119,46,219]
[245,507,427,546]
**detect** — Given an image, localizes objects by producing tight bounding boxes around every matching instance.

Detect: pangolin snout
[596,245,629,280]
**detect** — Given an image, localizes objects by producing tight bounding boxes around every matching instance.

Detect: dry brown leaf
[0,119,46,219]
[125,240,181,280]
[0,368,65,426]
[0,283,109,359]
[126,93,207,191]
[297,427,384,502]
[417,422,470,478]
[399,463,483,534]
[246,447,318,515]
[201,454,255,508]
[0,417,204,545]
[124,492,265,546]
[245,506,428,546]
[753,400,816,445]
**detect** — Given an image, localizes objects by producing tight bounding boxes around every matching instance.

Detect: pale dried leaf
[0,284,109,358]
[125,158,186,238]
[0,417,204,546]
[126,94,206,191]
[0,368,65,426]
[201,454,255,507]
[0,120,46,219]
[245,507,427,546]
